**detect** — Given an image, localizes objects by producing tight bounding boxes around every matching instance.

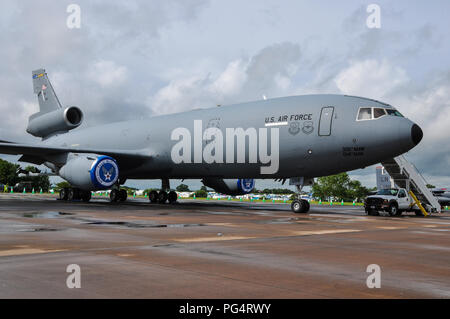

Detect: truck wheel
[388,203,400,216]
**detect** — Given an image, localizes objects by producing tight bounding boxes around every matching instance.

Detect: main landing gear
[148,179,178,204]
[59,187,92,202]
[109,189,128,202]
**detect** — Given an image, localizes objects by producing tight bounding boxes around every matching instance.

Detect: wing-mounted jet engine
[202,178,255,196]
[59,155,119,191]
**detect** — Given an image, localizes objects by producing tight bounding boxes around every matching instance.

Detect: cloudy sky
[0,0,449,190]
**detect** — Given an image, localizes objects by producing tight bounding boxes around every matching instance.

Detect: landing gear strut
[289,177,313,214]
[148,179,178,204]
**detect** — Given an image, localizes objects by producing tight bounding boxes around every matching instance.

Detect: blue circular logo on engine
[91,156,119,189]
[238,179,255,193]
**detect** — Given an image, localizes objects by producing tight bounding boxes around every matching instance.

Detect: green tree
[55,181,71,191]
[312,173,369,202]
[426,184,436,189]
[194,189,208,198]
[21,166,50,192]
[0,159,19,186]
[176,184,190,192]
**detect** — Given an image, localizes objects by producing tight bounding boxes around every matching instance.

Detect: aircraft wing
[0,142,152,166]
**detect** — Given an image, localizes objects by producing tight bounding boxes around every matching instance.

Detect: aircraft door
[318,106,334,136]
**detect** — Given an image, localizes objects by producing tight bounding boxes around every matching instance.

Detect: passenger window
[398,190,406,198]
[357,108,372,120]
[373,108,386,119]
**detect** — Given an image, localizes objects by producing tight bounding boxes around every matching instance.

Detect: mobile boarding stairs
[381,155,442,216]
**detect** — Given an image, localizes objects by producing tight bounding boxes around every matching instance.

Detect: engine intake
[59,155,119,191]
[202,178,255,196]
[27,106,83,138]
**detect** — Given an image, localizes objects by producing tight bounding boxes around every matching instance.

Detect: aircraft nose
[411,124,423,146]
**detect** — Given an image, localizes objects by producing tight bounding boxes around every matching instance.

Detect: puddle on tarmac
[86,221,206,228]
[17,227,63,232]
[259,217,304,224]
[22,212,74,219]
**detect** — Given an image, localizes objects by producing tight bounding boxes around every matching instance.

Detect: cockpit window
[357,108,372,120]
[386,109,404,117]
[357,107,404,121]
[373,108,386,119]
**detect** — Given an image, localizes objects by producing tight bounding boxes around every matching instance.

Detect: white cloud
[335,59,409,99]
[208,60,247,97]
[148,42,301,115]
[88,60,128,88]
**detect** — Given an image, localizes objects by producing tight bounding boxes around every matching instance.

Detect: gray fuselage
[42,94,421,181]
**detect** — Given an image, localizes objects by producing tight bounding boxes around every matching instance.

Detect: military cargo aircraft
[0,69,423,213]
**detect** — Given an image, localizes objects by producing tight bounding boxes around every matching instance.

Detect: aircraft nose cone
[411,124,423,146]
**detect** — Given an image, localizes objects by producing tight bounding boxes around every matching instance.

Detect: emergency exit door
[318,106,334,136]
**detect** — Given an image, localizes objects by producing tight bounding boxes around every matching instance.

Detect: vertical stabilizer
[32,69,62,115]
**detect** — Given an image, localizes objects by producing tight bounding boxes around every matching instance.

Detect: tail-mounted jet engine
[27,106,83,138]
[201,178,255,196]
[59,155,119,191]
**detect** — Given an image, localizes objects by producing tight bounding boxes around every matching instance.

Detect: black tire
[168,191,178,204]
[81,191,91,202]
[59,188,68,201]
[149,190,158,203]
[158,191,168,204]
[291,200,308,214]
[119,189,127,202]
[110,189,120,202]
[67,188,75,201]
[388,203,400,216]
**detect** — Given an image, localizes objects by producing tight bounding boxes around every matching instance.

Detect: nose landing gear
[289,177,313,214]
[291,199,310,214]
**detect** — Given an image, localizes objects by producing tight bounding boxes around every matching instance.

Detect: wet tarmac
[0,193,449,298]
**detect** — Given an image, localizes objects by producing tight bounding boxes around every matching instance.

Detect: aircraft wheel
[59,188,68,201]
[81,191,91,202]
[168,191,178,204]
[110,189,120,202]
[291,199,308,214]
[158,191,168,204]
[149,190,158,203]
[119,189,127,202]
[67,188,75,201]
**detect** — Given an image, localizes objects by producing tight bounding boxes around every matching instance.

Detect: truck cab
[364,188,413,216]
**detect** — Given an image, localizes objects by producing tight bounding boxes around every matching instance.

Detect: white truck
[364,188,419,216]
